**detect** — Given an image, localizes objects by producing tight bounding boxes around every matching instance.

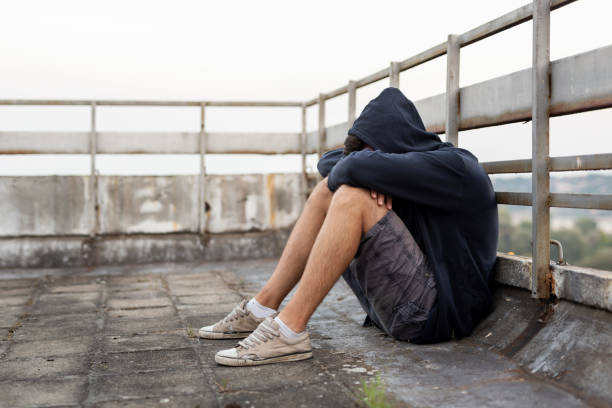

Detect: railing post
[318,93,326,159]
[348,80,357,128]
[198,103,208,235]
[445,34,460,147]
[89,102,98,237]
[389,62,400,88]
[531,0,551,299]
[300,103,307,206]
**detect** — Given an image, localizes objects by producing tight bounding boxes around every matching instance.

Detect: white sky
[0,0,611,175]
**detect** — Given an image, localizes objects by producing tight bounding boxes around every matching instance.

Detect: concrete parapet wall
[0,176,92,235]
[0,173,305,268]
[0,229,291,268]
[495,253,612,312]
[0,173,305,237]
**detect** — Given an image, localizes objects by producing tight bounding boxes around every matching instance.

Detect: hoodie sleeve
[327,149,465,211]
[317,148,344,178]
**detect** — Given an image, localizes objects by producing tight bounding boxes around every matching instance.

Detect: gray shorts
[342,210,437,340]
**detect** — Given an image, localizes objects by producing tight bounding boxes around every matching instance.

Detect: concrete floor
[0,259,609,407]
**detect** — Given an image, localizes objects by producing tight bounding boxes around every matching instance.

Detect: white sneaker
[215,317,312,366]
[198,299,271,339]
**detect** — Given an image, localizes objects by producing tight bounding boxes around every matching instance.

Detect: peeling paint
[140,200,163,213]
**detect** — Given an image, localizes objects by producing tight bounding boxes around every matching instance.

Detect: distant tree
[581,247,612,270]
[496,215,612,271]
[575,217,597,234]
[511,221,532,256]
[551,228,586,265]
[497,208,513,252]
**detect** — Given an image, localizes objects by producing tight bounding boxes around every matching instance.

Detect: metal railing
[302,0,612,300]
[1,0,611,298]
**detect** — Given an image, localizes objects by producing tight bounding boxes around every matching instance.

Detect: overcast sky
[0,0,610,175]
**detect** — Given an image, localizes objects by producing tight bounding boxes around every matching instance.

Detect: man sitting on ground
[198,87,499,366]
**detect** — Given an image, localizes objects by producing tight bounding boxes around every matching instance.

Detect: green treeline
[497,208,612,271]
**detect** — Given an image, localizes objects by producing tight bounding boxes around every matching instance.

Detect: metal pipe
[199,103,207,235]
[300,104,307,207]
[481,158,533,174]
[549,239,565,265]
[531,0,552,299]
[445,34,460,146]
[458,0,576,47]
[324,84,349,101]
[0,100,303,107]
[551,193,612,210]
[89,102,98,238]
[481,153,612,174]
[348,81,357,128]
[495,192,532,206]
[495,192,612,211]
[318,94,326,158]
[390,62,400,88]
[398,42,448,71]
[355,67,391,89]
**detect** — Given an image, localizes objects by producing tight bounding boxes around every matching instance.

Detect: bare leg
[278,185,389,332]
[254,178,334,310]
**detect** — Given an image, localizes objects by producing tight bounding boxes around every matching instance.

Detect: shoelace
[216,301,248,328]
[237,318,279,349]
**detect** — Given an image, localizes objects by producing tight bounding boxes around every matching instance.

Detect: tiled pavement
[0,259,593,407]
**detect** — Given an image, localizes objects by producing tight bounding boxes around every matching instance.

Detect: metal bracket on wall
[550,239,566,265]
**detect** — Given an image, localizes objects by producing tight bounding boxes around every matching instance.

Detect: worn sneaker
[215,317,313,366]
[198,299,270,339]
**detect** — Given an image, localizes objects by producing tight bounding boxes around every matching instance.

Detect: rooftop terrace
[2,260,611,408]
[1,0,611,406]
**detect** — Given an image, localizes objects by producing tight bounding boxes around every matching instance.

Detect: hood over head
[348,87,450,153]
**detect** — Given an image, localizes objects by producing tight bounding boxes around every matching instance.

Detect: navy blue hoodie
[318,88,498,344]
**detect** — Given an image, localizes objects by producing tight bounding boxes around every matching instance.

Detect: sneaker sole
[197,331,252,339]
[215,351,313,366]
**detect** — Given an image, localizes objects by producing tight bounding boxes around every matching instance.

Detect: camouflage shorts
[342,210,437,341]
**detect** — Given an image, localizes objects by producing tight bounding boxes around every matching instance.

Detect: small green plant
[186,325,196,338]
[216,378,230,392]
[358,375,391,408]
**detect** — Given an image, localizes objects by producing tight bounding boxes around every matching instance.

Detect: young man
[199,87,499,366]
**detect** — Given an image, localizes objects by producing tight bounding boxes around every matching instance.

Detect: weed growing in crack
[357,374,391,408]
[216,378,230,392]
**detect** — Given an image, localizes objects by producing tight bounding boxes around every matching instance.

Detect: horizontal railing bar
[206,101,302,107]
[304,65,392,107]
[551,193,612,210]
[496,192,532,206]
[482,153,612,174]
[496,192,612,210]
[398,42,448,71]
[0,131,312,155]
[305,0,577,108]
[308,43,612,144]
[482,159,533,174]
[304,98,317,108]
[414,45,612,133]
[326,85,349,101]
[354,67,393,89]
[459,0,576,46]
[0,100,303,107]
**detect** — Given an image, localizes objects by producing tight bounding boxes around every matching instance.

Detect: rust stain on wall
[267,174,276,229]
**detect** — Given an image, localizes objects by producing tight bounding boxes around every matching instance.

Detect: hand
[370,190,392,210]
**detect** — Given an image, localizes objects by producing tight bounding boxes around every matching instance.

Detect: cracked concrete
[1,259,610,407]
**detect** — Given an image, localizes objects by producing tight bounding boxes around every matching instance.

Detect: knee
[330,184,371,209]
[331,185,389,229]
[306,178,333,210]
